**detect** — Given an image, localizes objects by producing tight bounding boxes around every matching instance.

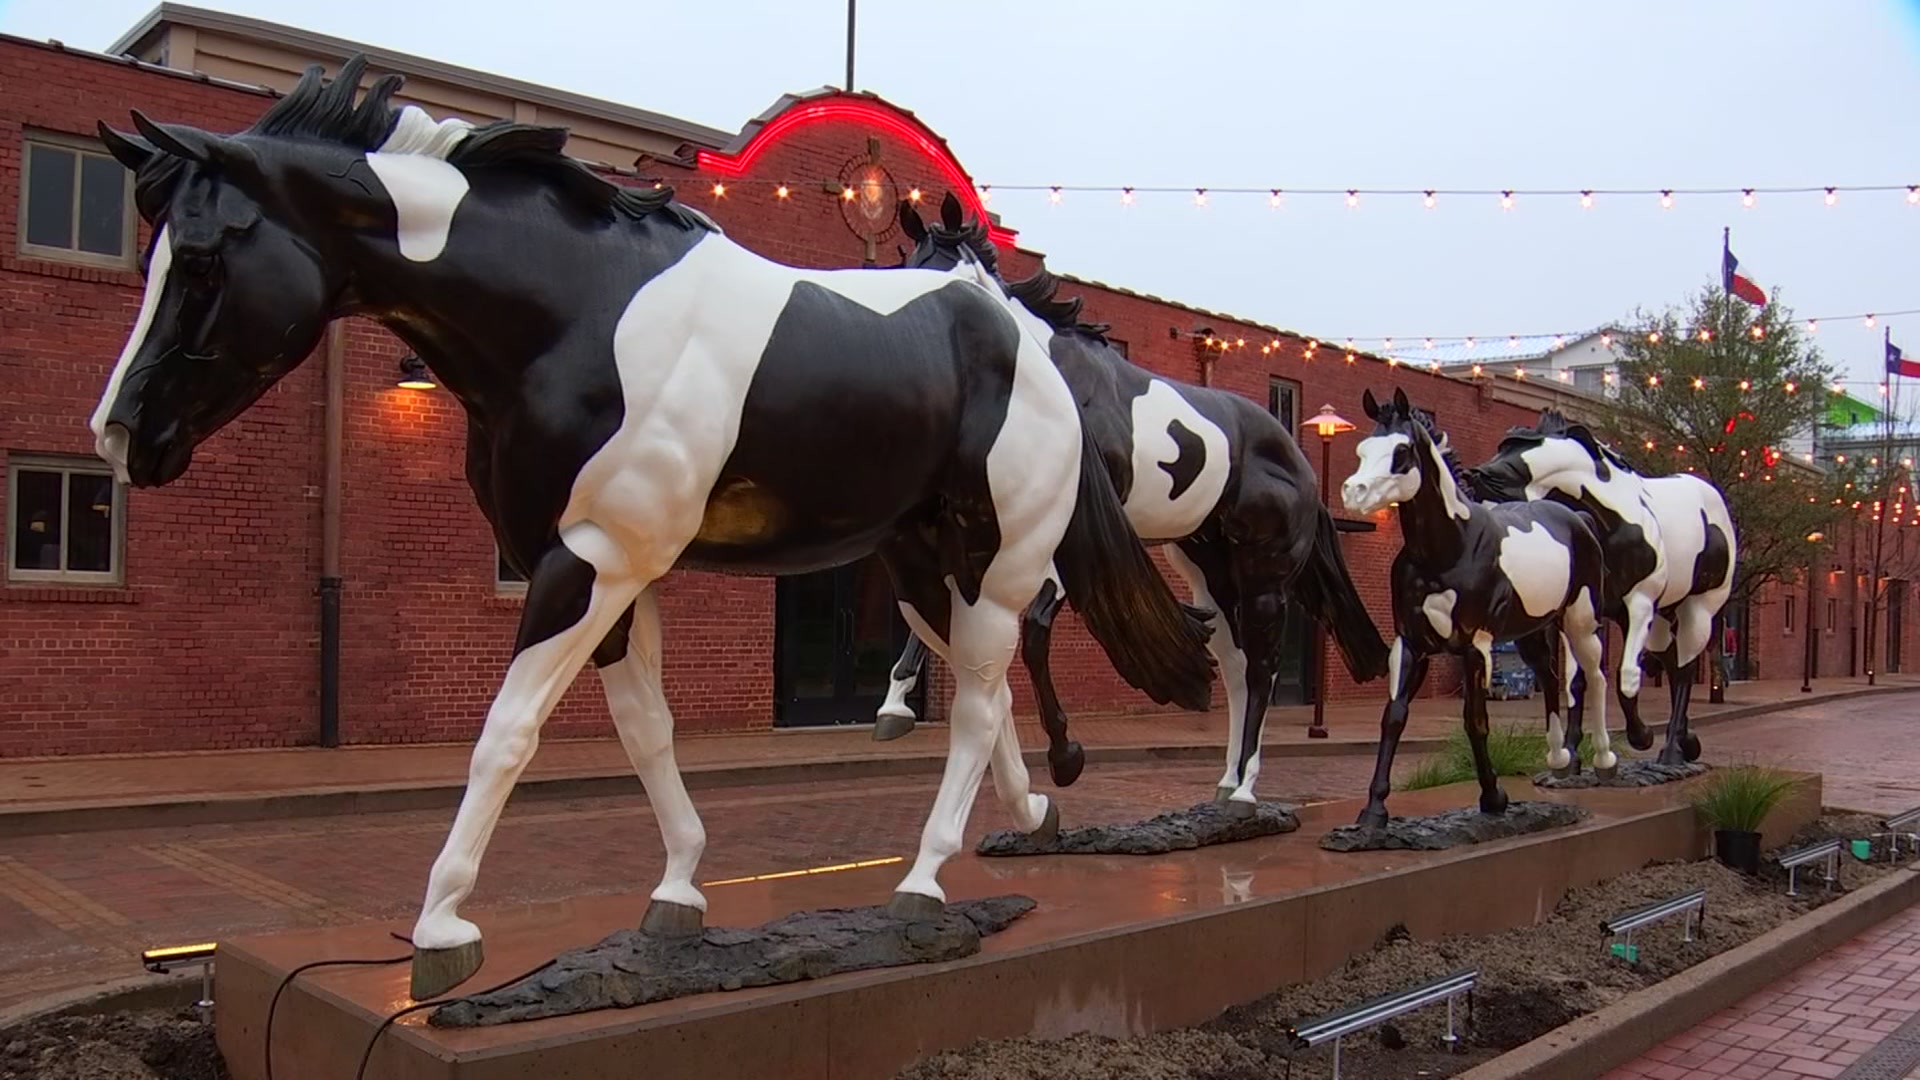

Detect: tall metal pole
[845,0,856,92]
[1309,437,1331,738]
[1801,558,1817,693]
[318,323,344,747]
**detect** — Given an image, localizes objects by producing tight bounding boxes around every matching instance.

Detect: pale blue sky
[5,0,1918,391]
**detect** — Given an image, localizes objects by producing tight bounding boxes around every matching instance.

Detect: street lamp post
[1802,531,1824,694]
[1304,404,1356,738]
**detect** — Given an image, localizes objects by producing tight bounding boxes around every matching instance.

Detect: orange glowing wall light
[695,97,1016,249]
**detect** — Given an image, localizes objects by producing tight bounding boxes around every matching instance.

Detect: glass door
[775,556,917,726]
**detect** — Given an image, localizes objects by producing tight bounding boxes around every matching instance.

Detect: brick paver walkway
[5,674,1909,821]
[1606,903,1920,1080]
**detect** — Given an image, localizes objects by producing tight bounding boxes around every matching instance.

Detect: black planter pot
[1714,828,1763,874]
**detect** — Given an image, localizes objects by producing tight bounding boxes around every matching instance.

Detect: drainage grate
[1837,1007,1920,1080]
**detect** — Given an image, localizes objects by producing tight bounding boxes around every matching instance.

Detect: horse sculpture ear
[1361,388,1380,420]
[97,122,158,173]
[940,191,965,231]
[129,111,259,178]
[898,200,927,243]
[1392,386,1410,414]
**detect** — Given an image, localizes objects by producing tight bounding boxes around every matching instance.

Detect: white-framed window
[1268,376,1300,435]
[7,455,125,585]
[18,131,137,269]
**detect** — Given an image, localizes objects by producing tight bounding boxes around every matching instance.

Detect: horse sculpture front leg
[1359,636,1430,826]
[410,522,646,999]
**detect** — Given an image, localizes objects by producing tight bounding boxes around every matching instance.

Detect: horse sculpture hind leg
[1165,545,1253,806]
[598,588,710,934]
[1512,628,1569,775]
[873,635,928,742]
[1460,631,1510,815]
[411,523,646,998]
[1565,587,1619,778]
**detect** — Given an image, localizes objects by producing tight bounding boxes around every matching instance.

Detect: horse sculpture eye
[1391,445,1413,472]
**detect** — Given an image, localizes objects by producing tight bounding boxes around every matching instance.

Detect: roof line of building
[0,28,278,98]
[106,3,736,149]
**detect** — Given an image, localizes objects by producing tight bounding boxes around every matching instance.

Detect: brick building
[0,6,1905,758]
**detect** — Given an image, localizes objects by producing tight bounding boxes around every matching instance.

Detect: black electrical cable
[353,953,557,1080]
[262,932,411,1080]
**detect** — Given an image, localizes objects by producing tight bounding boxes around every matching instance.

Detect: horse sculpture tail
[1294,506,1391,682]
[1054,424,1217,714]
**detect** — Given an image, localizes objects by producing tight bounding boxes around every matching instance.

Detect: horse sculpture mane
[1498,409,1637,482]
[918,195,1114,341]
[1406,404,1475,494]
[114,55,716,235]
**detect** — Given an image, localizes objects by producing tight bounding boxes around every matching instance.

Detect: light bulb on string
[1429,361,1442,372]
[1424,337,1435,349]
[775,184,790,200]
[908,188,923,203]
[1558,370,1571,382]
[1384,338,1395,351]
[1740,379,1751,390]
[1194,188,1208,208]
[1699,328,1712,341]
[1825,187,1837,206]
[1909,186,1919,205]
[1515,366,1528,379]
[1048,186,1062,205]
[1692,377,1705,389]
[1742,189,1755,208]
[1601,332,1613,347]
[1867,314,1877,328]
[1121,187,1134,206]
[1786,381,1798,393]
[1346,190,1359,208]
[1269,189,1282,208]
[1465,337,1476,350]
[1750,324,1764,339]
[1500,191,1514,211]
[1660,190,1674,209]
[1649,374,1660,386]
[1423,191,1435,209]
[841,186,856,202]
[710,182,726,197]
[978,185,991,203]
[1579,191,1593,209]
[1552,335,1565,348]
[1649,331,1661,343]
[1808,320,1818,334]
[1508,335,1519,350]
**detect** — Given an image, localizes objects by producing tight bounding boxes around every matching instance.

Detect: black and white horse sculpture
[1465,411,1736,766]
[1341,389,1616,825]
[875,196,1390,816]
[85,58,1216,998]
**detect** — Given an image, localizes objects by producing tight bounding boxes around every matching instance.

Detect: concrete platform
[212,771,1823,1080]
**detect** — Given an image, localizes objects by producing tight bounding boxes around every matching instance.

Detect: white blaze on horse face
[1422,589,1458,640]
[1343,433,1417,513]
[1123,380,1232,539]
[366,106,476,262]
[89,223,175,483]
[1497,521,1574,617]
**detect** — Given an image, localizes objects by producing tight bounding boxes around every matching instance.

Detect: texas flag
[1722,231,1767,306]
[1888,335,1920,379]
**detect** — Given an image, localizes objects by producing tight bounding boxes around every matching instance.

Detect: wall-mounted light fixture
[396,354,437,390]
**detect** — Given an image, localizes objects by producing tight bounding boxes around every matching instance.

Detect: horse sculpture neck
[1394,430,1472,568]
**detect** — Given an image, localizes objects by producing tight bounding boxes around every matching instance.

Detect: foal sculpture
[1341,389,1616,824]
[875,196,1390,815]
[1465,411,1736,767]
[85,57,1214,999]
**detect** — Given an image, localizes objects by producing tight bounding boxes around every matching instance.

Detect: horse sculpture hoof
[885,891,946,922]
[1681,733,1702,761]
[1626,724,1655,752]
[872,713,917,742]
[1593,764,1619,782]
[410,940,484,1001]
[1028,797,1061,846]
[1479,790,1510,816]
[1224,799,1257,821]
[1213,786,1236,804]
[1551,765,1572,780]
[1047,741,1086,787]
[1356,807,1388,829]
[640,899,705,937]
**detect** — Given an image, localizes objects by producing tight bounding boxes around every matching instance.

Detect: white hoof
[411,912,480,952]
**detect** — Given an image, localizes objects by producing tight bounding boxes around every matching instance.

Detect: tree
[1597,285,1847,610]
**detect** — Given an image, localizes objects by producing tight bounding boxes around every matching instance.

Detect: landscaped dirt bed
[0,814,1899,1080]
[896,812,1902,1080]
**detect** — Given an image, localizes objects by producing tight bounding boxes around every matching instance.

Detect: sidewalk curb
[1456,862,1920,1080]
[0,682,1909,838]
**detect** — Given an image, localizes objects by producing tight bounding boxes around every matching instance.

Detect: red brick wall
[0,40,1549,757]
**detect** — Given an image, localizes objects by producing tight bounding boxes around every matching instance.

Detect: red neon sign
[697,96,1015,248]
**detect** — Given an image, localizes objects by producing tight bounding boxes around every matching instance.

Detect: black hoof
[1626,722,1654,751]
[1480,790,1510,816]
[872,713,917,742]
[1356,807,1388,828]
[1224,799,1256,820]
[1681,733,1702,761]
[1594,764,1619,782]
[640,899,704,937]
[1028,797,1061,846]
[885,891,945,922]
[1656,745,1688,768]
[1047,741,1086,787]
[410,940,484,1001]
[1551,766,1572,780]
